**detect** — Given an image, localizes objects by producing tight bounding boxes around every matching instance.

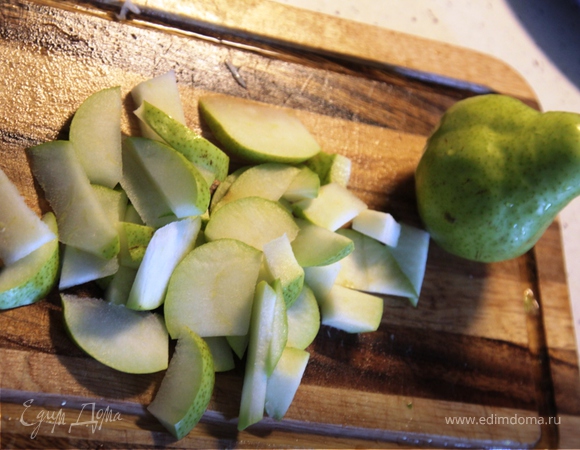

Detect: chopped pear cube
[320,285,383,333]
[352,209,401,247]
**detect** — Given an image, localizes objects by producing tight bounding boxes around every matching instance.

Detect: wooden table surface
[1,0,579,448]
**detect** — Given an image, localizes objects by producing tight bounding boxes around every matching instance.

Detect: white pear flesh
[0,213,59,310]
[0,168,56,265]
[126,217,201,311]
[265,347,310,420]
[320,285,384,333]
[286,284,320,350]
[27,140,120,259]
[293,182,367,231]
[131,70,187,140]
[199,94,321,163]
[203,336,235,372]
[205,196,299,251]
[59,245,119,290]
[69,86,122,188]
[282,165,320,202]
[352,209,401,247]
[303,261,342,301]
[164,238,262,338]
[238,281,277,431]
[61,294,169,374]
[147,327,215,440]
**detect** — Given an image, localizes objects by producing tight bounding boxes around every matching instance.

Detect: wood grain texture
[1,0,579,448]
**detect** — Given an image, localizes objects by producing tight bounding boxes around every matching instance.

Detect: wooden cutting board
[1,0,579,448]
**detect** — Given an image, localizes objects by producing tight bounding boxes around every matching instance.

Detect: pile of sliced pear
[0,71,430,439]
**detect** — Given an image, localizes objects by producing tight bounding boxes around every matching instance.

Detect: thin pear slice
[282,165,320,202]
[238,281,277,431]
[118,222,154,269]
[0,168,56,265]
[319,285,384,333]
[164,238,262,338]
[335,227,428,306]
[352,209,401,247]
[286,284,320,350]
[265,347,310,420]
[205,196,299,251]
[126,217,201,311]
[91,184,128,224]
[204,336,235,372]
[0,213,58,310]
[61,294,169,374]
[27,140,119,259]
[59,245,119,290]
[120,139,177,228]
[104,265,138,305]
[291,218,354,267]
[123,137,210,219]
[212,163,300,212]
[199,94,321,164]
[266,279,288,375]
[147,327,215,440]
[69,86,122,188]
[263,234,304,307]
[131,70,187,140]
[135,101,229,184]
[303,261,342,301]
[293,182,367,231]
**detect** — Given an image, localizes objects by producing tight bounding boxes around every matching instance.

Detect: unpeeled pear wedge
[0,213,59,310]
[0,168,56,265]
[69,86,122,188]
[147,327,215,440]
[61,294,169,374]
[199,94,321,164]
[135,101,229,184]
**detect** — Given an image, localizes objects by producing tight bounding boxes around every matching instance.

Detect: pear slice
[131,70,187,140]
[265,347,310,420]
[286,284,320,350]
[0,213,59,310]
[123,137,210,219]
[59,245,119,290]
[293,183,367,231]
[117,222,154,269]
[104,265,138,305]
[69,86,122,188]
[238,280,277,430]
[126,217,201,311]
[205,196,299,251]
[304,151,351,187]
[61,294,169,374]
[199,94,321,163]
[135,101,229,184]
[265,279,288,375]
[291,218,354,267]
[0,168,56,265]
[27,140,120,259]
[120,139,177,228]
[335,227,429,306]
[91,184,128,224]
[282,165,320,202]
[262,234,304,307]
[212,163,300,212]
[203,336,235,372]
[209,166,249,212]
[303,261,342,301]
[164,238,262,338]
[319,285,384,333]
[147,326,214,440]
[352,209,401,247]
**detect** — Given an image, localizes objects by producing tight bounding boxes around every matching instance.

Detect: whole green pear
[415,94,580,262]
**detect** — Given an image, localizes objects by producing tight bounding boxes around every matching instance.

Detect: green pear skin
[415,94,580,262]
